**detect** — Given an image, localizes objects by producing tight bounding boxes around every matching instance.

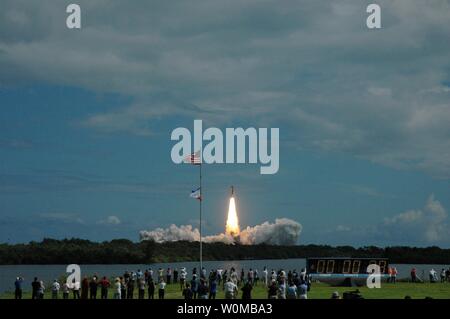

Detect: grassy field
[2,282,450,299]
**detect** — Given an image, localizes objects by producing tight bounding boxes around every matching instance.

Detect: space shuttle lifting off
[226,186,240,237]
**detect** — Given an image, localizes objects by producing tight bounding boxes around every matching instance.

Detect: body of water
[1,259,448,293]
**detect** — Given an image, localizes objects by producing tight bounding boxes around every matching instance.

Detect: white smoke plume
[239,218,302,245]
[139,224,200,243]
[139,218,302,245]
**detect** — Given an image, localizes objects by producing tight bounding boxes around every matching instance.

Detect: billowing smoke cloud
[139,218,302,245]
[239,218,302,245]
[139,224,200,243]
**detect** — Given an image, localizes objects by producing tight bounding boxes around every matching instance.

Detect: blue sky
[0,0,449,246]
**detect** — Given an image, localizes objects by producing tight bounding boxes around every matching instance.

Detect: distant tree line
[1,238,450,265]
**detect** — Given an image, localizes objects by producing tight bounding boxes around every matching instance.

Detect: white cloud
[319,194,450,246]
[383,194,448,243]
[367,87,392,96]
[98,215,121,225]
[336,225,351,232]
[39,213,84,224]
[0,0,449,177]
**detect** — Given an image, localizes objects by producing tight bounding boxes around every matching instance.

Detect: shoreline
[2,239,450,265]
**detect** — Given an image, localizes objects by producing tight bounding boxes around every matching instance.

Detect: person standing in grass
[51,279,60,299]
[277,280,286,299]
[190,275,198,299]
[158,279,166,299]
[124,271,130,283]
[99,276,110,299]
[137,269,143,283]
[149,268,154,281]
[267,280,277,299]
[254,269,259,286]
[440,269,446,283]
[198,279,209,299]
[203,267,207,279]
[114,278,121,300]
[217,269,223,286]
[62,282,69,299]
[286,281,297,299]
[391,267,397,284]
[262,267,268,286]
[230,269,238,286]
[224,278,238,299]
[31,277,40,299]
[147,277,155,299]
[183,283,193,300]
[89,276,98,299]
[138,277,146,299]
[167,267,172,284]
[411,268,417,283]
[173,268,179,284]
[120,277,126,299]
[14,277,23,300]
[222,270,228,289]
[271,270,277,282]
[241,281,253,300]
[429,269,438,283]
[248,269,254,285]
[209,279,217,299]
[72,279,81,299]
[127,277,135,299]
[81,277,89,299]
[180,267,187,291]
[38,280,45,299]
[298,281,308,299]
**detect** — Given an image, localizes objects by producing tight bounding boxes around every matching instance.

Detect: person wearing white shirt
[224,279,237,299]
[217,269,223,285]
[158,279,166,299]
[429,269,438,283]
[114,278,121,299]
[51,279,60,299]
[263,268,268,286]
[180,268,187,290]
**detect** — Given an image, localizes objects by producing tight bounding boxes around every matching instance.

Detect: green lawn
[2,282,450,299]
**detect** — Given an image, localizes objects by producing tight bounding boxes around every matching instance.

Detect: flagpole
[199,162,203,272]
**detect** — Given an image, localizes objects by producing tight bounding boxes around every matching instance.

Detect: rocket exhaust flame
[225,196,240,237]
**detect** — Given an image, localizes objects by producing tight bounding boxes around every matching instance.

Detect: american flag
[183,151,201,165]
[190,187,202,201]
